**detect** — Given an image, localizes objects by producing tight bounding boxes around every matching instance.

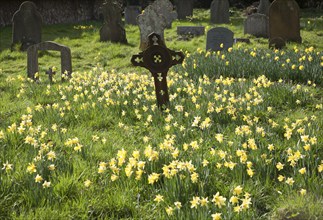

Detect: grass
[0,8,323,220]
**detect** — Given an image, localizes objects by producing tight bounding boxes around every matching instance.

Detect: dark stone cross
[45,67,56,83]
[131,33,184,109]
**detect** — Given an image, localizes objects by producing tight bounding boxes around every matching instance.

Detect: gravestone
[138,2,169,50]
[177,26,205,36]
[206,27,234,51]
[210,0,230,24]
[12,1,42,51]
[125,6,141,25]
[27,41,72,81]
[257,0,270,16]
[153,0,177,29]
[131,33,184,109]
[174,0,194,19]
[269,0,302,43]
[100,0,127,43]
[244,13,268,38]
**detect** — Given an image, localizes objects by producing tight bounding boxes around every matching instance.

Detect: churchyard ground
[0,8,322,219]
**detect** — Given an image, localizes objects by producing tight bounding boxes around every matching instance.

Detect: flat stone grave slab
[177,26,205,36]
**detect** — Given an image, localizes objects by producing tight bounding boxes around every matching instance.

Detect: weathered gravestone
[131,33,184,109]
[174,0,194,19]
[244,13,268,38]
[100,0,127,43]
[125,6,141,25]
[269,0,302,43]
[257,0,270,16]
[155,0,177,29]
[210,0,230,24]
[138,1,170,50]
[12,1,42,51]
[177,26,205,36]
[206,27,234,51]
[27,41,72,81]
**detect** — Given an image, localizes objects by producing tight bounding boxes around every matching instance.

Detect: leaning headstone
[125,6,141,25]
[206,27,234,51]
[257,0,270,16]
[12,1,42,51]
[177,26,205,36]
[174,0,194,19]
[269,0,302,43]
[100,0,127,43]
[210,0,230,24]
[244,13,268,38]
[27,41,72,81]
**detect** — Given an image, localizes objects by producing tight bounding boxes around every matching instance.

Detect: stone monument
[131,33,184,109]
[138,0,176,50]
[269,0,302,43]
[174,0,194,19]
[27,41,72,81]
[210,0,230,24]
[12,1,42,51]
[244,13,268,38]
[100,0,127,43]
[206,27,234,51]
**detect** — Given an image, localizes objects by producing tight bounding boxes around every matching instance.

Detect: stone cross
[45,67,56,83]
[131,33,184,109]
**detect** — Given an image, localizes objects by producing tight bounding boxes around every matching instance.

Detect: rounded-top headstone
[12,1,42,51]
[206,27,234,51]
[269,0,302,43]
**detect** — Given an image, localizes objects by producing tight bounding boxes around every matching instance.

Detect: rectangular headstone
[175,0,194,19]
[210,0,230,24]
[177,26,205,36]
[269,0,301,43]
[206,27,234,51]
[244,13,268,38]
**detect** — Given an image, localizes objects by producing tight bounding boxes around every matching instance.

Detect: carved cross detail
[45,67,56,84]
[131,33,185,109]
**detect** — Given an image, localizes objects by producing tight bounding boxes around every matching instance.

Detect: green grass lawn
[0,8,322,220]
